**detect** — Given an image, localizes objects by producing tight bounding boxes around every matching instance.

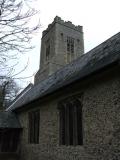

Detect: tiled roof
[7,32,120,112]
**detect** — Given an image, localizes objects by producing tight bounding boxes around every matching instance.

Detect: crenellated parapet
[42,16,83,37]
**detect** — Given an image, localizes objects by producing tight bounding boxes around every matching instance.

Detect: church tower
[34,16,84,84]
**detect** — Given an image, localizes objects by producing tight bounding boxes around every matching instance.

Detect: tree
[0,0,40,77]
[0,0,39,106]
[0,0,39,108]
[0,77,20,109]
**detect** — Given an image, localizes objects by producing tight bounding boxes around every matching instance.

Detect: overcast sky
[17,0,120,87]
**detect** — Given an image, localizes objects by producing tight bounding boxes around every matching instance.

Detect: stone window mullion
[69,102,74,145]
[73,103,78,146]
[59,104,65,145]
[76,99,83,145]
[65,103,70,145]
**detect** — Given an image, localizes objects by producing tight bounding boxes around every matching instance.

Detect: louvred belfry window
[67,37,74,53]
[67,36,74,63]
[58,95,83,146]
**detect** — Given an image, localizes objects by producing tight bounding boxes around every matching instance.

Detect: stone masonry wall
[19,70,120,160]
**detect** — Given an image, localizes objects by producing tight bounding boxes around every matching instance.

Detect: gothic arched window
[58,95,83,146]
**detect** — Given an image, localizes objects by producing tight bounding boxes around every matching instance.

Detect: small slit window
[46,39,50,61]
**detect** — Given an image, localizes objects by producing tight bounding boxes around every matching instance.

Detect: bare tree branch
[0,0,40,108]
[0,77,21,108]
[0,0,40,74]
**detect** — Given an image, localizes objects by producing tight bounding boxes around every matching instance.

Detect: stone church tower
[34,16,84,84]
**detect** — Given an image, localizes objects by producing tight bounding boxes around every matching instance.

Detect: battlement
[42,16,83,37]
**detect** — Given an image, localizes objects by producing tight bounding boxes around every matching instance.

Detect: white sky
[16,0,120,87]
